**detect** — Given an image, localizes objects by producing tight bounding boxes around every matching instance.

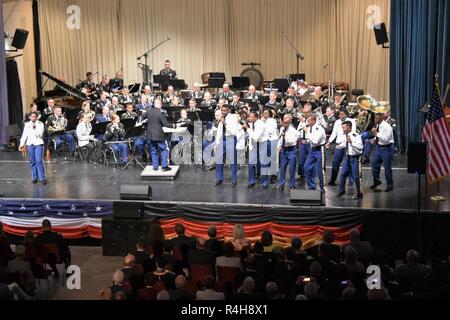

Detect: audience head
[260,231,273,247]
[349,228,361,242]
[148,223,165,245]
[322,230,335,244]
[98,287,112,300]
[266,282,279,298]
[15,245,26,258]
[406,249,420,264]
[245,254,256,269]
[291,236,303,250]
[223,241,235,258]
[112,269,125,285]
[175,223,185,236]
[163,240,173,253]
[207,225,217,239]
[344,246,359,265]
[124,254,136,268]
[295,294,308,300]
[144,273,157,287]
[156,257,168,271]
[175,275,187,289]
[310,260,322,276]
[42,219,52,231]
[136,238,146,251]
[241,277,255,294]
[253,241,264,254]
[232,224,246,240]
[304,281,320,298]
[157,290,170,300]
[114,291,127,300]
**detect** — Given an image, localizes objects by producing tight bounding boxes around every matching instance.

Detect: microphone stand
[137,36,171,86]
[282,33,304,75]
[324,64,335,103]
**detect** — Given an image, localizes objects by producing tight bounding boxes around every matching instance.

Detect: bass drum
[240,68,264,90]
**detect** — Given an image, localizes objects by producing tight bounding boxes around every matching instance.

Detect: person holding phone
[18,112,47,185]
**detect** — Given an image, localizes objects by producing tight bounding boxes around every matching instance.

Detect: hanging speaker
[374,23,389,46]
[11,29,29,50]
[407,143,427,175]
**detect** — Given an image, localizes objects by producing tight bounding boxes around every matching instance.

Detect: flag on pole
[422,76,450,183]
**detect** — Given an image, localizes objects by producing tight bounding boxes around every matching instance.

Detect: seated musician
[297,80,311,97]
[110,96,124,114]
[76,113,99,163]
[94,91,111,113]
[163,85,178,105]
[140,85,153,104]
[190,83,204,99]
[105,114,128,166]
[216,83,235,103]
[96,106,112,124]
[333,93,348,113]
[244,85,261,102]
[229,94,243,113]
[45,106,76,156]
[43,98,55,116]
[200,92,217,110]
[77,72,97,99]
[135,95,152,115]
[97,75,111,95]
[24,103,42,123]
[160,59,177,79]
[109,71,124,94]
[119,87,134,107]
[121,103,139,120]
[313,86,329,110]
[176,109,194,135]
[170,95,184,108]
[279,97,298,123]
[78,101,96,122]
[265,91,282,111]
[283,86,300,108]
[187,98,201,112]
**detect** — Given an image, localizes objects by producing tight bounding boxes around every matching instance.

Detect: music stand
[128,83,141,94]
[169,79,187,90]
[187,111,200,122]
[289,74,306,82]
[208,78,225,89]
[154,75,170,91]
[232,77,250,90]
[91,122,108,136]
[121,118,137,131]
[198,110,215,122]
[123,126,146,170]
[274,79,290,92]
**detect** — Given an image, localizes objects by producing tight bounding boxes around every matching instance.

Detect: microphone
[323,64,328,69]
[167,36,171,40]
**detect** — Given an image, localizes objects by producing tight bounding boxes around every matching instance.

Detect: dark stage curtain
[390,0,450,151]
[6,60,24,127]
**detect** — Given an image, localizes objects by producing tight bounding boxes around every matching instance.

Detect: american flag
[422,78,450,183]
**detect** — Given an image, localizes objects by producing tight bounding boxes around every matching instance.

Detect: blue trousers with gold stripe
[305,146,325,191]
[339,155,362,194]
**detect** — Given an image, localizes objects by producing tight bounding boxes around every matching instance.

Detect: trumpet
[312,108,326,127]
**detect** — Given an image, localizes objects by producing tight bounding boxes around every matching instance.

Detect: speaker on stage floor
[11,29,29,50]
[113,201,144,220]
[120,184,152,200]
[290,190,324,206]
[407,142,427,175]
[102,217,152,256]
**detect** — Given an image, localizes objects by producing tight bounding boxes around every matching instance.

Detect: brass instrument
[48,117,67,134]
[334,94,347,111]
[356,95,390,133]
[312,107,326,127]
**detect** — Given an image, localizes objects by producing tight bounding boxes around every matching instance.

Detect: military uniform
[105,123,128,164]
[120,111,139,120]
[109,78,124,92]
[278,125,299,190]
[160,68,177,79]
[45,114,76,154]
[304,123,327,191]
[216,91,235,103]
[371,120,395,192]
[190,90,204,100]
[119,94,135,106]
[337,132,363,199]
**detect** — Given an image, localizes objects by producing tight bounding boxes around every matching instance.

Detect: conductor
[143,98,175,171]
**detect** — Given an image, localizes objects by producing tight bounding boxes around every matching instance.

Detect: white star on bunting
[71,205,76,211]
[45,204,51,210]
[95,206,102,212]
[20,204,26,210]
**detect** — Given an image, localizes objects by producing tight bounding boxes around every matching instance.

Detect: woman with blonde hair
[232,224,250,251]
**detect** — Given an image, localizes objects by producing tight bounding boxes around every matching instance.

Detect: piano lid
[39,70,87,100]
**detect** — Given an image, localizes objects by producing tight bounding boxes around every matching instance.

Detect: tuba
[356,95,390,133]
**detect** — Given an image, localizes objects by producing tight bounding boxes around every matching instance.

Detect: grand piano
[35,70,87,114]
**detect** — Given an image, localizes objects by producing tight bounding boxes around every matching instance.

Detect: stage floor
[0,151,448,212]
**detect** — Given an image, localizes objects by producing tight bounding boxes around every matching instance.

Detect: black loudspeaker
[407,143,427,175]
[113,201,144,220]
[11,29,29,50]
[120,184,152,200]
[374,23,389,46]
[290,190,324,206]
[102,217,152,256]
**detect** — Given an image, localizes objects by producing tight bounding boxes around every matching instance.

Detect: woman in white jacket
[18,112,47,185]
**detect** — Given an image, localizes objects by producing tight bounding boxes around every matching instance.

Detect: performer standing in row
[277,114,299,191]
[160,60,177,79]
[370,113,395,192]
[19,112,47,185]
[304,115,327,192]
[337,121,363,200]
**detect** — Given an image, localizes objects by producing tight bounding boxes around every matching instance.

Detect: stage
[0,151,448,212]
